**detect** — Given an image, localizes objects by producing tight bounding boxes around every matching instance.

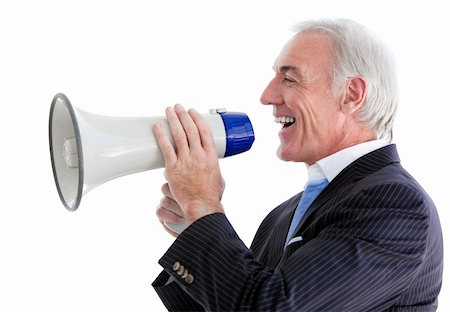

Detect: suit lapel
[256,192,302,269]
[271,194,302,268]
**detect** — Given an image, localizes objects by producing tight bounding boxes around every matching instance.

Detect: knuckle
[155,206,165,219]
[160,196,170,207]
[161,183,169,194]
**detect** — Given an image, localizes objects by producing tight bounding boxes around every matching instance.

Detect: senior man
[152,18,443,311]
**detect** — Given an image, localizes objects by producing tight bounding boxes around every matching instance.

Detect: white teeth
[274,116,295,124]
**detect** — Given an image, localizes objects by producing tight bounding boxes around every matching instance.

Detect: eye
[282,75,297,86]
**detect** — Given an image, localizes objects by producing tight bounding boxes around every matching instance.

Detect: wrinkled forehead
[273,32,335,74]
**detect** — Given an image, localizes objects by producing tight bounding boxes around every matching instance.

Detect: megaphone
[49,93,255,216]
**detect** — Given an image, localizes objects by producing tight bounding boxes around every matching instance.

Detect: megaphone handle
[164,222,187,234]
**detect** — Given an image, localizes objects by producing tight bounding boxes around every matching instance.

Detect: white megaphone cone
[49,93,255,230]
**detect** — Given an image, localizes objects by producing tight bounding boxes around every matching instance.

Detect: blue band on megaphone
[219,112,255,157]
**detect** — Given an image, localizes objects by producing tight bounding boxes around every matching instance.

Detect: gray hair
[293,19,398,142]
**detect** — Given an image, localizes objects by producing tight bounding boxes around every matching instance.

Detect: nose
[260,77,283,106]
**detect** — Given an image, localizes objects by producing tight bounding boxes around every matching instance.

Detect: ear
[340,76,367,115]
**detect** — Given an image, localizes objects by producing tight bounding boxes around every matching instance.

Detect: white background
[1,1,449,311]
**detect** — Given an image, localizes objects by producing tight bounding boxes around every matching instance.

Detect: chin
[276,146,295,162]
[277,145,310,164]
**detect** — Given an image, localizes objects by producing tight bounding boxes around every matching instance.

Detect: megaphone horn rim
[49,92,84,211]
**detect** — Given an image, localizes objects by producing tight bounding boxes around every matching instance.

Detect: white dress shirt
[307,139,390,184]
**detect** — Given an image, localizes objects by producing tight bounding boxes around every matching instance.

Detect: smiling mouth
[274,116,296,128]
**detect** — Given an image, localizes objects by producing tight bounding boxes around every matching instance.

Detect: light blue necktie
[285,178,329,247]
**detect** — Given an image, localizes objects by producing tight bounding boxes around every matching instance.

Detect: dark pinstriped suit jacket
[153,145,443,311]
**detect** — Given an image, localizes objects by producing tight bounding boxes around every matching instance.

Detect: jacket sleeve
[152,183,431,311]
[152,270,205,311]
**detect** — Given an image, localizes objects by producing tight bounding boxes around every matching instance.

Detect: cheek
[309,101,339,131]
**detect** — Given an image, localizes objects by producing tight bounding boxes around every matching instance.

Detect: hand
[156,183,184,238]
[153,104,225,229]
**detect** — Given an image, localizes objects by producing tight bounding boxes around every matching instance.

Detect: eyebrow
[279,65,299,74]
[274,65,303,78]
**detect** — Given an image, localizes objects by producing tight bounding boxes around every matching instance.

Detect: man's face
[260,32,346,165]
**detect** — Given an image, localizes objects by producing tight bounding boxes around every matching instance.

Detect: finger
[189,108,216,152]
[156,192,184,238]
[161,183,175,201]
[153,122,177,165]
[174,104,202,152]
[156,204,184,224]
[166,106,190,156]
[159,195,183,216]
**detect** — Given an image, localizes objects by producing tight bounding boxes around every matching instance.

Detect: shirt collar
[307,139,390,183]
